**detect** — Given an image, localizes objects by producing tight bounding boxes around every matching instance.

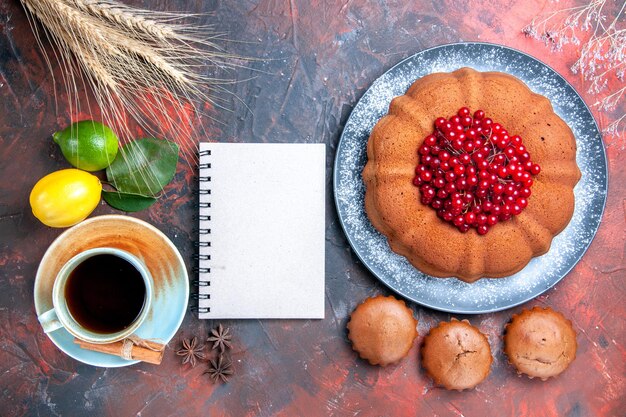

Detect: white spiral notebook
[197,142,325,319]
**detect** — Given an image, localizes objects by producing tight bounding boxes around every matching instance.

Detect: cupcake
[504,306,577,380]
[421,319,492,390]
[347,295,418,366]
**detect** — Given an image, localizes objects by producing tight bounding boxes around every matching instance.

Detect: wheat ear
[68,0,179,41]
[20,0,239,170]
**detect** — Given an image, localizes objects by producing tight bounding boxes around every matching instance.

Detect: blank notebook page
[198,142,325,319]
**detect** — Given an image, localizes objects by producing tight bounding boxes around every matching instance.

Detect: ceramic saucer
[34,215,189,367]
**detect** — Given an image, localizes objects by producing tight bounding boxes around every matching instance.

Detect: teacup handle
[38,309,63,333]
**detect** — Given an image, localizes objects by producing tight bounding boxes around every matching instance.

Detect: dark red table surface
[0,0,624,416]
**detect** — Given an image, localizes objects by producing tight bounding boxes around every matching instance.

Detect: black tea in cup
[65,254,146,334]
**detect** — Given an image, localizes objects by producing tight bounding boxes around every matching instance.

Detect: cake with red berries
[362,67,580,282]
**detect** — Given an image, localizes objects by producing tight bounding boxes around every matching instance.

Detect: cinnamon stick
[74,338,165,365]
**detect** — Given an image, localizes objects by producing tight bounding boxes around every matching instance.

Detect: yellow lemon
[30,169,102,228]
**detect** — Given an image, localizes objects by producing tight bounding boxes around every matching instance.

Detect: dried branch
[523,0,626,138]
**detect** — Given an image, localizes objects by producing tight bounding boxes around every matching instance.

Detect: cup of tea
[37,247,153,344]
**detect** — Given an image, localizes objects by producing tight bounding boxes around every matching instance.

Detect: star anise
[205,354,233,383]
[207,324,232,353]
[176,337,205,367]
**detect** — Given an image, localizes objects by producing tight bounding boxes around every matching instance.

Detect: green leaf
[102,190,157,212]
[106,137,179,196]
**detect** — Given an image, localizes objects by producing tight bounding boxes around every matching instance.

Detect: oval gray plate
[333,42,608,314]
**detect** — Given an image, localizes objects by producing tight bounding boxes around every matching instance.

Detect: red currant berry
[473,151,486,163]
[530,163,541,175]
[475,188,487,198]
[505,184,516,195]
[421,183,435,195]
[453,215,465,227]
[459,153,471,165]
[424,135,437,146]
[451,197,464,208]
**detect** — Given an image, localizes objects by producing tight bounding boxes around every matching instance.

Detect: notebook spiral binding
[196,148,212,314]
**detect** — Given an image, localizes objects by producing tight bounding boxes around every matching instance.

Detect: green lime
[53,120,119,171]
